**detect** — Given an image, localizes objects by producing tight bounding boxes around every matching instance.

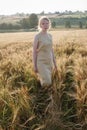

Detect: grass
[0,29,87,130]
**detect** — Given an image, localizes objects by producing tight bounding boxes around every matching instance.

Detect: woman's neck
[40,30,48,34]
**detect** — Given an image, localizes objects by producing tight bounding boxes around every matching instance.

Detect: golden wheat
[0,29,87,130]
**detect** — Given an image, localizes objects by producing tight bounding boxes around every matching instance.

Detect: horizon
[0,0,87,15]
[0,10,86,16]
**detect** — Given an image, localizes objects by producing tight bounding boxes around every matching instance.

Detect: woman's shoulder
[34,32,41,40]
[47,33,52,39]
[47,33,52,37]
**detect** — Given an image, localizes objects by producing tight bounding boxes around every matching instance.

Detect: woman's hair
[38,16,51,30]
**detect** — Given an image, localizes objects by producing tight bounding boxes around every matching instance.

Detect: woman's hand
[34,66,38,73]
[54,64,57,72]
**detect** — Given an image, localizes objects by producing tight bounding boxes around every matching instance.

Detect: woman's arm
[52,48,57,70]
[33,35,38,73]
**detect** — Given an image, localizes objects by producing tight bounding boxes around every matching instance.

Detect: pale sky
[0,0,87,15]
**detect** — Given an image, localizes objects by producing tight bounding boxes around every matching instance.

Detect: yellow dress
[36,32,53,86]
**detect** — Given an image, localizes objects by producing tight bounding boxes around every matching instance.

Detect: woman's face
[40,19,49,31]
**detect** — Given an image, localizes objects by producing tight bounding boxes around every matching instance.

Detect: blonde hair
[38,16,51,31]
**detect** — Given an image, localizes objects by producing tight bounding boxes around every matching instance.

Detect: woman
[33,16,57,87]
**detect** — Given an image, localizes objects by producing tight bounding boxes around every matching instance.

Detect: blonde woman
[33,16,57,87]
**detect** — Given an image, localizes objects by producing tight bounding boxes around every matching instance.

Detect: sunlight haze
[0,0,87,15]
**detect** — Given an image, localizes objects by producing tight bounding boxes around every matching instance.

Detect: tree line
[0,13,38,31]
[51,17,87,28]
[0,13,87,31]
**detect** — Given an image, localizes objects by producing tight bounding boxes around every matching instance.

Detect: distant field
[0,29,87,47]
[0,16,23,24]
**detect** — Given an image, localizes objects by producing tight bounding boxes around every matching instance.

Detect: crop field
[0,29,87,130]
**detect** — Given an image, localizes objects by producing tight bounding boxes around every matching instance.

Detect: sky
[0,0,87,15]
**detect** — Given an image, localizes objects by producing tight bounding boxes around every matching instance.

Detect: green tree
[29,13,38,28]
[85,21,87,28]
[79,21,83,28]
[52,21,56,28]
[0,23,7,29]
[65,21,71,28]
[20,18,30,29]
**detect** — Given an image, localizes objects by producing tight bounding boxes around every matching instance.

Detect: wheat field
[0,29,87,45]
[0,29,87,130]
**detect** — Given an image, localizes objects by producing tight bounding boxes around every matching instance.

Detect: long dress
[36,32,53,86]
